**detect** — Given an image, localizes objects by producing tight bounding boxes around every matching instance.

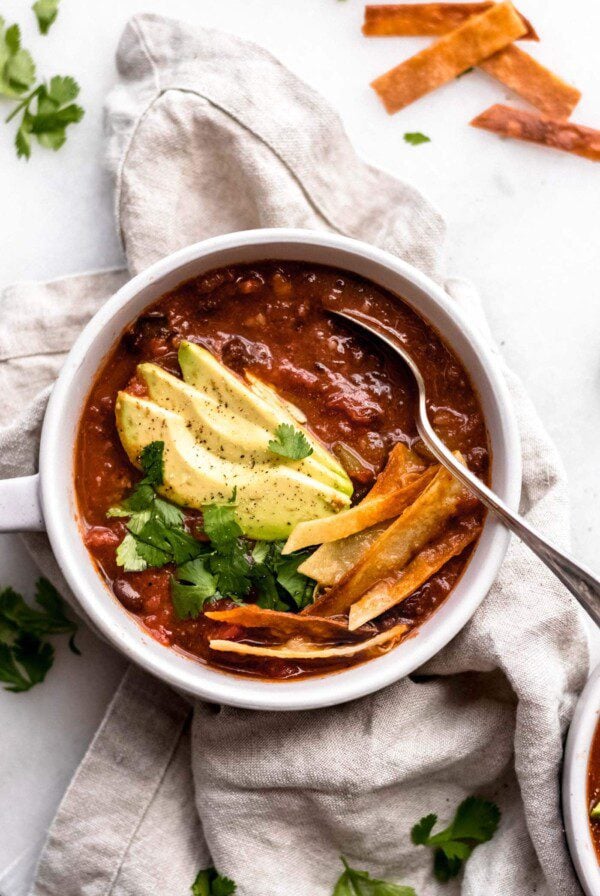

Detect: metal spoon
[331,307,600,626]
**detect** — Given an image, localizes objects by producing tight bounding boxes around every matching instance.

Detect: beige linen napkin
[0,14,588,896]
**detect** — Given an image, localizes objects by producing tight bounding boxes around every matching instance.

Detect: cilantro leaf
[116,534,148,572]
[209,540,252,599]
[139,441,164,486]
[403,132,430,146]
[410,813,437,845]
[172,558,218,619]
[273,548,315,609]
[6,74,83,160]
[191,868,236,896]
[13,633,54,689]
[0,20,36,98]
[412,797,500,882]
[333,858,416,896]
[268,423,314,460]
[251,558,288,612]
[202,496,242,548]
[0,578,78,692]
[33,0,60,34]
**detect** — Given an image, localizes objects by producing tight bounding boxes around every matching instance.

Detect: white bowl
[0,229,521,710]
[564,662,600,894]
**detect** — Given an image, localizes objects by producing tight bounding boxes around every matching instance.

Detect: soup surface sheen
[75,261,488,680]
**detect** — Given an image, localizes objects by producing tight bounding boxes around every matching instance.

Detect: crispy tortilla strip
[479,46,580,119]
[364,442,427,497]
[283,465,437,553]
[348,518,481,630]
[298,521,391,587]
[205,606,366,641]
[308,461,473,617]
[209,622,408,660]
[371,2,527,114]
[471,104,600,162]
[363,3,538,40]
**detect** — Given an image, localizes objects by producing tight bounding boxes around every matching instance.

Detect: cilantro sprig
[110,443,316,618]
[268,423,314,460]
[8,74,84,159]
[0,19,36,99]
[171,494,315,619]
[0,15,83,157]
[333,858,415,895]
[0,578,79,692]
[108,441,203,573]
[33,0,60,35]
[192,868,236,896]
[411,797,500,882]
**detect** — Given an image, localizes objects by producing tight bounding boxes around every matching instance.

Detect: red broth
[588,718,600,858]
[74,261,488,679]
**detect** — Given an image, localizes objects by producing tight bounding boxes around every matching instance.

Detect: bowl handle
[0,474,45,532]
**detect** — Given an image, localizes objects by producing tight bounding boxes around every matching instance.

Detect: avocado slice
[115,390,351,540]
[137,362,350,495]
[178,341,352,494]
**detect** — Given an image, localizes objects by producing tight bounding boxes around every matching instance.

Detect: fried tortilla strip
[479,46,580,119]
[295,442,429,583]
[362,442,427,497]
[308,461,473,617]
[363,3,538,40]
[283,465,437,553]
[298,521,391,587]
[348,518,481,630]
[371,2,527,114]
[205,606,366,642]
[471,104,600,162]
[209,622,408,660]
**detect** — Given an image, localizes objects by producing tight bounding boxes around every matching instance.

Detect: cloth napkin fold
[0,14,588,896]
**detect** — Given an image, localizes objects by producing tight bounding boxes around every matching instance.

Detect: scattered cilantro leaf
[0,20,36,98]
[403,132,430,146]
[33,0,60,35]
[268,423,314,460]
[333,857,416,896]
[411,797,500,882]
[172,557,218,619]
[192,868,236,896]
[0,578,78,692]
[6,74,83,160]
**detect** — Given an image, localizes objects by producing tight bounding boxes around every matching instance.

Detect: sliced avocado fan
[115,341,353,540]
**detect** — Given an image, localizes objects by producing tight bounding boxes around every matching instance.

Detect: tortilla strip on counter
[363,3,538,39]
[479,46,580,119]
[471,104,600,161]
[371,2,527,114]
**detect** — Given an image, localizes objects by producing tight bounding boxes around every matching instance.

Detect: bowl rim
[39,227,522,710]
[564,661,600,895]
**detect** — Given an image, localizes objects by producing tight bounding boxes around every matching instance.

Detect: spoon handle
[417,406,600,626]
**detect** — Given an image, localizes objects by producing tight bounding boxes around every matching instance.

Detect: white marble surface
[1,0,599,890]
